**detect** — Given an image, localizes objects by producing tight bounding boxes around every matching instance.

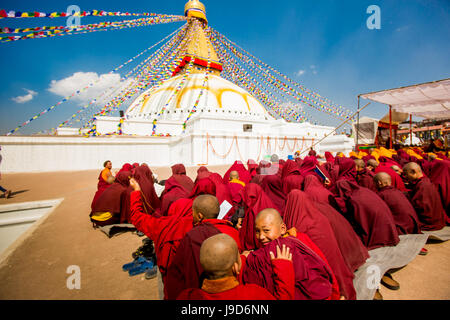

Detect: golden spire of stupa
[173,1,222,76]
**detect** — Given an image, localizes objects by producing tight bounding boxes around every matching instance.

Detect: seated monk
[227,171,245,205]
[159,164,194,215]
[427,160,450,224]
[355,159,376,192]
[90,170,130,227]
[90,160,115,210]
[283,190,356,300]
[366,159,379,173]
[239,183,276,251]
[260,174,286,215]
[129,177,195,298]
[335,180,400,250]
[374,172,421,235]
[223,161,252,184]
[177,233,295,300]
[281,159,305,195]
[402,162,446,231]
[242,209,339,300]
[166,195,241,300]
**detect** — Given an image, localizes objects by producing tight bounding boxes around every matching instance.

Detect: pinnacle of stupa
[174,1,222,76]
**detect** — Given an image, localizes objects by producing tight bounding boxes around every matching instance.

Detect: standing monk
[403,162,446,231]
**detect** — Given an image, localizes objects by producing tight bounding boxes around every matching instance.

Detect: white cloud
[295,69,306,77]
[12,89,37,103]
[48,72,123,105]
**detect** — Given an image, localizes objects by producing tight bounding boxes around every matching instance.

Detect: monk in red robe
[239,183,276,250]
[375,162,408,192]
[281,159,305,195]
[90,171,130,227]
[335,180,400,250]
[166,195,242,300]
[374,172,421,235]
[159,164,194,215]
[177,233,295,300]
[227,170,246,206]
[355,159,376,192]
[223,161,252,184]
[302,176,369,272]
[283,190,356,299]
[403,162,446,231]
[90,160,114,210]
[428,160,450,223]
[132,165,161,215]
[242,209,338,300]
[260,174,286,215]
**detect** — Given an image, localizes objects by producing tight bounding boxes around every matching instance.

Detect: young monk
[177,233,295,300]
[403,162,446,231]
[242,209,338,300]
[165,195,241,300]
[366,159,379,172]
[355,159,376,192]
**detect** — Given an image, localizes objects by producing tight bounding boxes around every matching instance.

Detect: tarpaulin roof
[360,78,450,119]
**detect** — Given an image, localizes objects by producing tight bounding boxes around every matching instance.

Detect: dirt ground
[0,166,449,300]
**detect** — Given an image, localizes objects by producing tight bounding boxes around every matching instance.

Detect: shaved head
[192,195,220,224]
[255,208,286,245]
[354,159,365,171]
[390,165,402,175]
[200,233,240,280]
[367,159,379,170]
[403,162,423,181]
[374,172,392,189]
[229,170,239,180]
[256,208,283,226]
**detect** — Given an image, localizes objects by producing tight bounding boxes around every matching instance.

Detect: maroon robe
[160,164,194,215]
[303,175,335,205]
[325,152,335,163]
[281,160,305,195]
[428,160,450,221]
[336,180,400,250]
[90,171,131,226]
[298,156,320,178]
[242,236,333,300]
[223,161,252,184]
[165,219,241,300]
[375,163,407,192]
[133,165,161,213]
[239,183,276,251]
[283,190,356,299]
[313,201,370,272]
[90,169,112,211]
[247,159,258,178]
[377,186,421,235]
[408,177,446,231]
[260,174,286,215]
[356,169,377,192]
[336,158,357,184]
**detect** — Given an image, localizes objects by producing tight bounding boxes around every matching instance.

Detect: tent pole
[356,95,360,150]
[389,105,393,149]
[410,114,412,145]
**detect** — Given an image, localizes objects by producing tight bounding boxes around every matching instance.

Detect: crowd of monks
[89,146,450,300]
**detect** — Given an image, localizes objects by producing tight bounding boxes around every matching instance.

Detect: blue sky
[0,0,449,135]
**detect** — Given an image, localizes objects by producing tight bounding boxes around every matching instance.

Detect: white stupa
[0,1,353,173]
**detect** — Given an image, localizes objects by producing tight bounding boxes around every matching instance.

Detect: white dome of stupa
[125,73,273,122]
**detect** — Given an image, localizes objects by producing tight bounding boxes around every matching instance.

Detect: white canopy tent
[360,78,450,119]
[358,78,450,147]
